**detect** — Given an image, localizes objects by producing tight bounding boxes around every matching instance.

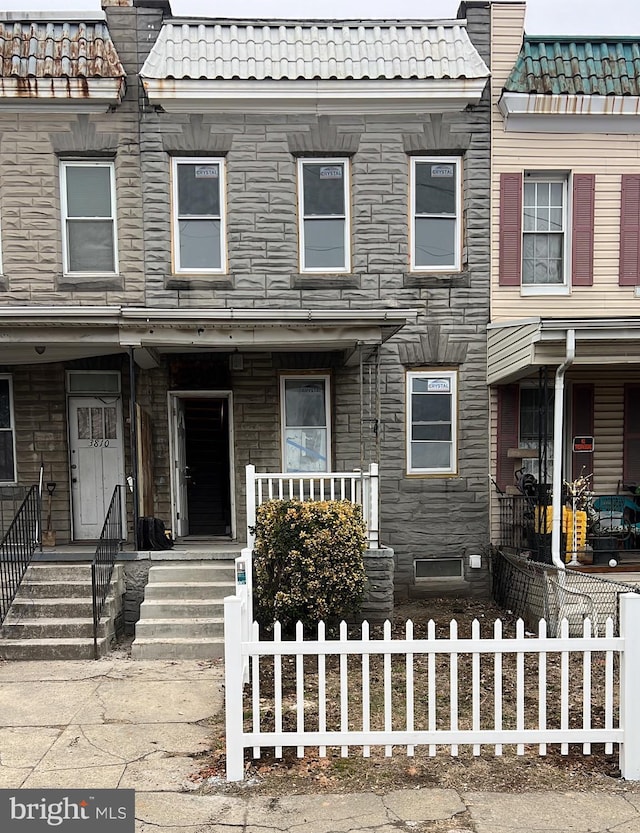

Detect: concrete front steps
[131,561,235,660]
[0,563,125,660]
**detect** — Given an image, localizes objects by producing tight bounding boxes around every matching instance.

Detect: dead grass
[191,597,639,796]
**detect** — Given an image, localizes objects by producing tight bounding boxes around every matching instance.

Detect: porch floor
[34,539,245,562]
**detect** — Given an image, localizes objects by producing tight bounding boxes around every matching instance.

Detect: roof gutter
[551,329,575,570]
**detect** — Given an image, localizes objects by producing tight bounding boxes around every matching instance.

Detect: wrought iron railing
[92,485,123,659]
[0,485,41,623]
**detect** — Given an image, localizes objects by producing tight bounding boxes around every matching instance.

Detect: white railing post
[245,464,256,548]
[224,595,245,781]
[368,462,379,548]
[620,593,640,780]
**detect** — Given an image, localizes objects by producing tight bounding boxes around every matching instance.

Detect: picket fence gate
[224,593,640,782]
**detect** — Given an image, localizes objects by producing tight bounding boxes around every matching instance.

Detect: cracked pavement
[1,657,640,832]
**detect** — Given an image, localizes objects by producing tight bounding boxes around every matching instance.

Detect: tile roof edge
[160,16,469,27]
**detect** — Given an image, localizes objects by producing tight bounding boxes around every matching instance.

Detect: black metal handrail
[0,485,41,624]
[92,485,123,659]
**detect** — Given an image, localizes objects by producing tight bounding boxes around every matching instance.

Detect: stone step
[131,637,224,661]
[134,617,224,639]
[24,564,124,582]
[142,581,235,601]
[14,581,94,599]
[1,617,112,640]
[0,637,110,661]
[147,563,235,583]
[6,596,117,619]
[136,599,223,619]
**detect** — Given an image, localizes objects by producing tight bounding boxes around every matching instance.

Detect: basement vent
[414,558,463,580]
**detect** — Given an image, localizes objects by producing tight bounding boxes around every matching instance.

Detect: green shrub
[253,499,367,629]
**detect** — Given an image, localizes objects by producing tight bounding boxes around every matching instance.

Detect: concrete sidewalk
[1,655,640,832]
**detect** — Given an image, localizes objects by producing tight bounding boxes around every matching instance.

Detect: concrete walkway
[1,654,640,832]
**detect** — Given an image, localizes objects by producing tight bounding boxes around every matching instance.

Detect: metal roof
[0,19,125,80]
[140,18,489,81]
[504,37,640,96]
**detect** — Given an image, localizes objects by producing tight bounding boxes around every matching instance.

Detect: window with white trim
[281,375,331,472]
[172,157,226,273]
[522,174,567,285]
[60,160,117,274]
[407,371,457,474]
[298,158,350,272]
[411,157,461,271]
[0,376,16,483]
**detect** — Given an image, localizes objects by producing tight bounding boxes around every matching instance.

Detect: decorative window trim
[410,156,462,273]
[171,156,227,275]
[280,373,332,473]
[406,370,457,476]
[0,375,17,484]
[60,159,118,277]
[297,157,350,274]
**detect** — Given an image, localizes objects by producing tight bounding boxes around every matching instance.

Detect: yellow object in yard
[563,508,587,562]
[532,505,587,561]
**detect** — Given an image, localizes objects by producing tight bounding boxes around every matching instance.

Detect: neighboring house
[0,0,491,609]
[489,2,640,561]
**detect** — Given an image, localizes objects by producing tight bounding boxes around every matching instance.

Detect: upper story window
[172,157,226,273]
[406,370,457,475]
[0,376,16,483]
[298,158,350,273]
[60,161,117,275]
[499,171,595,291]
[522,176,567,286]
[411,157,462,272]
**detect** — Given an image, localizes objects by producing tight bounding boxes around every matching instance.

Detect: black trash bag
[138,517,174,550]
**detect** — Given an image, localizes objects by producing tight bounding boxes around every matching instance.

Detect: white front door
[69,395,125,539]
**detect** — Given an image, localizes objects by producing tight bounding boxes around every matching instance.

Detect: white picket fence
[224,593,640,782]
[245,463,379,549]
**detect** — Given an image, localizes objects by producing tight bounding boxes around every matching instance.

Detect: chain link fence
[491,547,640,636]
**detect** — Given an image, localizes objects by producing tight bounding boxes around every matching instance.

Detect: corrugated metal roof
[504,37,640,96]
[0,20,125,79]
[140,19,489,81]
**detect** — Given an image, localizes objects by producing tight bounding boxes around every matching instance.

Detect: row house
[489,2,640,565]
[0,0,492,648]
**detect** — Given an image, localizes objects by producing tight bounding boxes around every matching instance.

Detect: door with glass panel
[68,396,125,539]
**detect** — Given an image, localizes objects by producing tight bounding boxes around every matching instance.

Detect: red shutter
[619,174,640,286]
[571,174,595,286]
[624,385,640,485]
[571,384,594,481]
[499,173,522,286]
[496,385,519,492]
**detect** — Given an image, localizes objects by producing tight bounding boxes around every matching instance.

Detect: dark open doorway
[183,398,231,536]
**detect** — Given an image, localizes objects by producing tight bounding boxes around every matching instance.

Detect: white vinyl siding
[281,375,331,472]
[172,157,226,273]
[298,159,350,273]
[60,161,118,275]
[411,156,461,272]
[407,370,457,474]
[491,2,640,320]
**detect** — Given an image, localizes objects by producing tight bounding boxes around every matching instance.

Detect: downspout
[551,329,575,569]
[128,348,140,550]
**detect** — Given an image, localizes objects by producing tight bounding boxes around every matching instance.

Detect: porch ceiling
[488,317,640,384]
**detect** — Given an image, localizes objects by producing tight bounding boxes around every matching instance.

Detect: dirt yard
[191,596,640,796]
